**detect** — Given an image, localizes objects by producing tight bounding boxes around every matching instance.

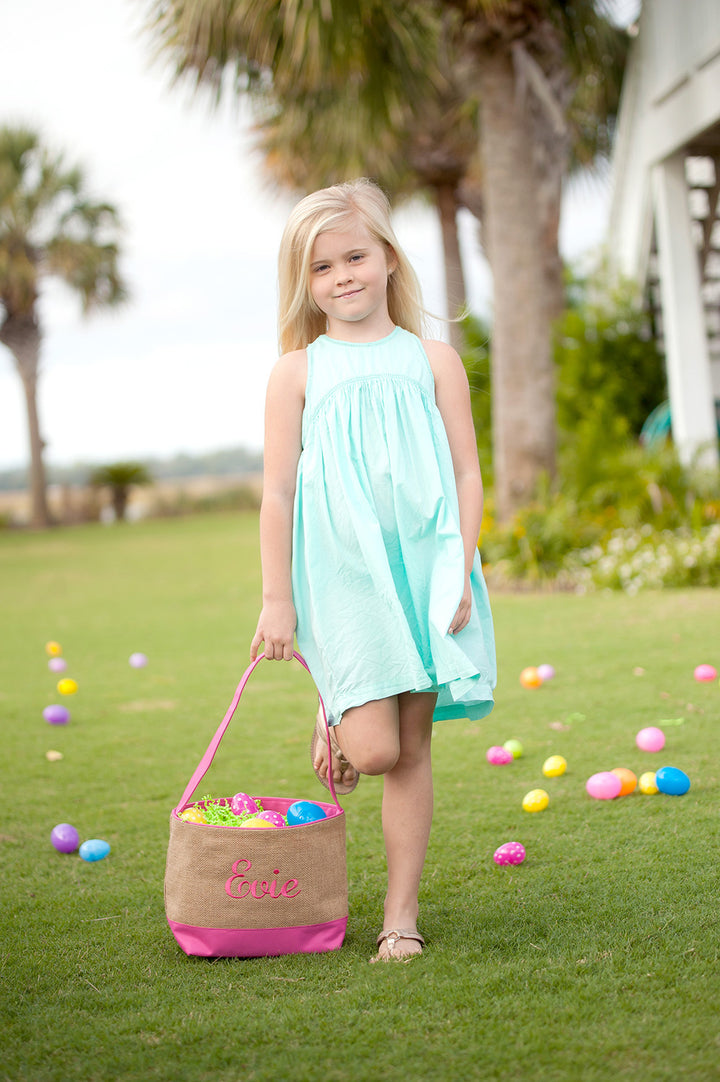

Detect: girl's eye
[349,253,364,263]
[312,264,330,274]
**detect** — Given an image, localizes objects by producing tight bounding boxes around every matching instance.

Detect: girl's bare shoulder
[420,338,466,381]
[269,348,308,393]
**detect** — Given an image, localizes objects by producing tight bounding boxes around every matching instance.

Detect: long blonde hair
[277,179,426,354]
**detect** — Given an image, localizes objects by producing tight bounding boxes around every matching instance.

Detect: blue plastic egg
[655,766,690,796]
[286,800,327,826]
[79,839,111,862]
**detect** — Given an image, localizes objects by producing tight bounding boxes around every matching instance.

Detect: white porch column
[652,153,719,469]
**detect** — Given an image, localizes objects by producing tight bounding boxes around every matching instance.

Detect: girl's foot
[310,708,359,795]
[370,929,425,963]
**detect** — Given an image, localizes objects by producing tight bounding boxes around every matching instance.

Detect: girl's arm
[423,338,484,635]
[250,350,306,660]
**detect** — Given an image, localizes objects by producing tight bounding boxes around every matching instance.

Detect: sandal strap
[377,928,425,949]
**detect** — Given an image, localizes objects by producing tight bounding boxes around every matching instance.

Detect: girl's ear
[386,246,398,275]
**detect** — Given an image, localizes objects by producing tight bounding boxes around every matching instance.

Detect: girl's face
[308,219,397,340]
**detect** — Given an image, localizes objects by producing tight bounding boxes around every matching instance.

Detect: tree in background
[147,0,628,521]
[90,462,152,523]
[0,127,127,528]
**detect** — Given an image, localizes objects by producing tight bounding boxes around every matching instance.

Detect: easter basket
[164,652,347,958]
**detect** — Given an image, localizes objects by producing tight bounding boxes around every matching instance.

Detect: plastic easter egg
[694,664,717,682]
[242,817,275,829]
[638,771,659,795]
[129,652,148,668]
[45,750,64,762]
[48,657,67,673]
[486,745,514,765]
[256,810,286,828]
[79,839,111,862]
[57,678,78,695]
[611,767,637,796]
[655,766,690,796]
[287,800,327,825]
[45,641,62,656]
[230,792,259,816]
[586,771,622,800]
[520,666,543,689]
[493,842,526,866]
[542,755,567,777]
[503,739,524,759]
[179,807,207,823]
[51,823,79,853]
[522,788,549,812]
[636,726,665,752]
[43,704,70,725]
[537,664,555,682]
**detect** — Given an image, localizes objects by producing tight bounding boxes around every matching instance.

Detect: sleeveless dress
[292,326,496,725]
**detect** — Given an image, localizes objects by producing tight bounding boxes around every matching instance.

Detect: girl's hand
[448,577,472,635]
[250,601,297,661]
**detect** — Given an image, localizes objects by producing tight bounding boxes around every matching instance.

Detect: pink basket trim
[173,795,344,826]
[168,916,347,958]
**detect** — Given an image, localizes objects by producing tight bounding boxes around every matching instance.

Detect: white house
[607,0,720,467]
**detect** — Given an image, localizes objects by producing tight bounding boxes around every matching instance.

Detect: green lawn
[1,513,718,1082]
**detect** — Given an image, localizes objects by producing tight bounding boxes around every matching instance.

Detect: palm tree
[146,0,627,521]
[90,461,152,522]
[440,0,628,517]
[0,127,127,528]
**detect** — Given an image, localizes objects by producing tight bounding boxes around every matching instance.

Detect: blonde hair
[277,179,426,354]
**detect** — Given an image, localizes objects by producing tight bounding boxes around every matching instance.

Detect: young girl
[250,179,496,963]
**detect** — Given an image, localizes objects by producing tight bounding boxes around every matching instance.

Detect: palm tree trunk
[0,313,51,528]
[434,182,467,353]
[476,50,557,522]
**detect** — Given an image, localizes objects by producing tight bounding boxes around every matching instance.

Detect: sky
[0,0,616,473]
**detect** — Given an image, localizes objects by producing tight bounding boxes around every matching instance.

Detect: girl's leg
[336,691,436,960]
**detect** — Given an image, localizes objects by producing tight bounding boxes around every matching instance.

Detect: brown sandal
[370,929,425,963]
[310,707,359,796]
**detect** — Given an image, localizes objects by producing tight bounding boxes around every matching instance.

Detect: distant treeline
[0,446,264,492]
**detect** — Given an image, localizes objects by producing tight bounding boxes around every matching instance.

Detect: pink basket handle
[173,651,341,812]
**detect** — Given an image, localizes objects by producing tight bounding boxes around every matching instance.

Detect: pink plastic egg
[48,657,67,673]
[486,745,514,765]
[586,771,622,800]
[537,664,555,681]
[493,842,526,866]
[257,810,286,828]
[694,664,717,682]
[230,792,259,816]
[635,726,665,752]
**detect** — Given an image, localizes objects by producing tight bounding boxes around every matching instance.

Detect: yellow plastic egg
[57,678,78,695]
[242,818,275,829]
[638,771,659,795]
[542,755,567,777]
[45,641,63,656]
[522,788,549,813]
[179,807,207,823]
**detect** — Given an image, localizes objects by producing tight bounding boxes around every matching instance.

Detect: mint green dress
[292,326,496,724]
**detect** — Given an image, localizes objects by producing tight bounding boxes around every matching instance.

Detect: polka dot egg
[493,842,526,866]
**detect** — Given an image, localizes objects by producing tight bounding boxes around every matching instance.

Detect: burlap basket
[164,653,347,958]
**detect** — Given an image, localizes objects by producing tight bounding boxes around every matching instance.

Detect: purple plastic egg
[43,704,70,725]
[51,823,79,853]
[586,771,622,800]
[486,745,514,765]
[493,841,526,866]
[48,657,67,673]
[537,663,555,681]
[129,652,148,668]
[230,792,259,816]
